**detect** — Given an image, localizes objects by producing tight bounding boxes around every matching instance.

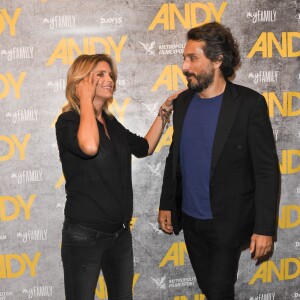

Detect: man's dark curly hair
[187,22,240,79]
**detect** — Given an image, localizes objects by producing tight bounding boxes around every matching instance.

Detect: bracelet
[158,106,161,117]
[158,106,169,116]
[158,106,172,128]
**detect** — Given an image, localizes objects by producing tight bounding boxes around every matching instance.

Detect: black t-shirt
[55,110,149,229]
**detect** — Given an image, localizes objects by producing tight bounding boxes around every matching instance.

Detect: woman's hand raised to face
[76,72,99,104]
[76,71,100,156]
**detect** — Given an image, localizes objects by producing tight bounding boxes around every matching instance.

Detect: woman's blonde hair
[62,54,117,117]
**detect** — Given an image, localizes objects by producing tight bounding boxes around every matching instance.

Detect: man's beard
[184,67,215,93]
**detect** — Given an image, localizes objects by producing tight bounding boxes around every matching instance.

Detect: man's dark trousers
[182,212,241,300]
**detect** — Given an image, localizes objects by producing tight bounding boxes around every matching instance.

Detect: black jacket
[159,81,280,247]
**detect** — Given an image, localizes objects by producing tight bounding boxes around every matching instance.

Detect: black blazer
[159,81,280,247]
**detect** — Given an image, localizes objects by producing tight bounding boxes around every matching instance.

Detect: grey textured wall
[0,0,299,299]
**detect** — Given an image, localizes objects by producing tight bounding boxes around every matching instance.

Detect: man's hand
[249,234,273,260]
[158,210,173,234]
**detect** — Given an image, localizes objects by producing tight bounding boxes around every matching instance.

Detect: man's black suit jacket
[159,81,280,247]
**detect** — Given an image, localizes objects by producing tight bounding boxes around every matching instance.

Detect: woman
[55,53,178,300]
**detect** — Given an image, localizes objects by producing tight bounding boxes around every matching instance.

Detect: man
[158,22,280,300]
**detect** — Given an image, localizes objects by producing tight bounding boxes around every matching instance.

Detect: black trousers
[61,219,133,300]
[182,212,241,300]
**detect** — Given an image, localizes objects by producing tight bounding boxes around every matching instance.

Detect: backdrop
[0,0,299,299]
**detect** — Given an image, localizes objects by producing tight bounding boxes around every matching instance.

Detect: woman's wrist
[157,106,168,116]
[158,105,172,127]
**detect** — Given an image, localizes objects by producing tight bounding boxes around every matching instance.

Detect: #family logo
[47,79,66,93]
[42,15,76,29]
[249,293,275,300]
[6,109,38,124]
[248,71,279,84]
[11,169,43,184]
[0,47,34,60]
[246,10,277,23]
[23,286,53,298]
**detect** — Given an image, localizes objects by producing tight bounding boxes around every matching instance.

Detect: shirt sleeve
[55,111,95,159]
[126,128,149,158]
[112,117,149,158]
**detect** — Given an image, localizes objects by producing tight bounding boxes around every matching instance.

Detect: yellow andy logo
[247,32,300,58]
[0,252,41,278]
[278,205,300,229]
[0,8,21,36]
[0,72,26,99]
[0,134,31,161]
[279,150,300,174]
[46,36,127,65]
[152,65,187,92]
[155,126,173,153]
[0,194,37,221]
[173,296,206,300]
[249,257,300,285]
[148,2,227,30]
[263,91,300,117]
[159,242,188,267]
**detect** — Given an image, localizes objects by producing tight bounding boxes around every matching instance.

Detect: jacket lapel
[210,81,240,181]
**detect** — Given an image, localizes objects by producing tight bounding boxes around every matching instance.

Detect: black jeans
[61,219,133,300]
[182,212,241,300]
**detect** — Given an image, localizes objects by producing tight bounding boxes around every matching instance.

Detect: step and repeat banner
[0,0,299,299]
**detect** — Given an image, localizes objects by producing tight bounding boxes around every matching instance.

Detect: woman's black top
[55,110,149,231]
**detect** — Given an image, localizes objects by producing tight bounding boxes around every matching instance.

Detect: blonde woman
[55,54,178,300]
